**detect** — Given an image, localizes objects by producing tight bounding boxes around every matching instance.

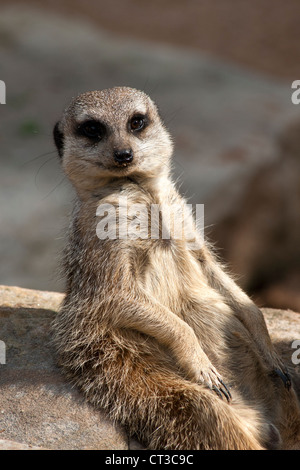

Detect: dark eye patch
[76,120,106,141]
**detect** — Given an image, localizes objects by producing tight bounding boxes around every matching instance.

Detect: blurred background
[0,0,300,311]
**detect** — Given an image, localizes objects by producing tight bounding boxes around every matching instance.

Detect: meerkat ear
[53,121,64,158]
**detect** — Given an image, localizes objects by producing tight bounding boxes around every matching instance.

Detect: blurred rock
[255,271,300,314]
[210,115,300,295]
[0,285,299,450]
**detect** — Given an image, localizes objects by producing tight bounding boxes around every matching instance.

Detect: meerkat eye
[129,114,147,132]
[77,120,106,140]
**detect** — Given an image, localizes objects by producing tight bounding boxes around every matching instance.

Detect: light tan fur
[52,87,300,450]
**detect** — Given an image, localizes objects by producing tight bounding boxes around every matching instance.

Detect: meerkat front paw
[198,365,232,402]
[181,345,232,402]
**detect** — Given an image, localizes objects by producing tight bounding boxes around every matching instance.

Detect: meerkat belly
[142,246,187,310]
[142,244,230,354]
[142,244,218,312]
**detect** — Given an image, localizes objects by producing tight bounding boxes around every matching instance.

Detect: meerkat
[52,87,300,450]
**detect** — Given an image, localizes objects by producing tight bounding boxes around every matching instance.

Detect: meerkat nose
[114,149,133,164]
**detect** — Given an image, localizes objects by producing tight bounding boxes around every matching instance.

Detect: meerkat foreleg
[105,288,231,400]
[195,247,291,388]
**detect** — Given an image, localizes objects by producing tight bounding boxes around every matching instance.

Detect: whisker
[34,155,57,189]
[22,150,57,167]
[42,175,68,200]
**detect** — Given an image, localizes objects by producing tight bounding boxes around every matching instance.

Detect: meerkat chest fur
[116,185,203,313]
[73,175,203,314]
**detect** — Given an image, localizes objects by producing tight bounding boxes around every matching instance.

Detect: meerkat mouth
[93,161,132,172]
[103,162,136,175]
[115,161,132,168]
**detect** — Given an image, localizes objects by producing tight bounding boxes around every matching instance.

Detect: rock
[0,286,128,450]
[0,439,44,450]
[0,285,299,450]
[264,307,300,341]
[263,307,300,398]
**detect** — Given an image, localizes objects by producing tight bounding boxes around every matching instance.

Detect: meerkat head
[53,87,173,194]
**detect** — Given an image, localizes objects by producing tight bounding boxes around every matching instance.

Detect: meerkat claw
[211,382,231,402]
[272,368,292,390]
[212,385,223,400]
[219,380,232,402]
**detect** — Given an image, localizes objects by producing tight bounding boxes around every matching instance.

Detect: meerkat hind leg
[80,334,271,450]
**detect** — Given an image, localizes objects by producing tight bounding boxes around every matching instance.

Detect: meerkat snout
[113,148,134,165]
